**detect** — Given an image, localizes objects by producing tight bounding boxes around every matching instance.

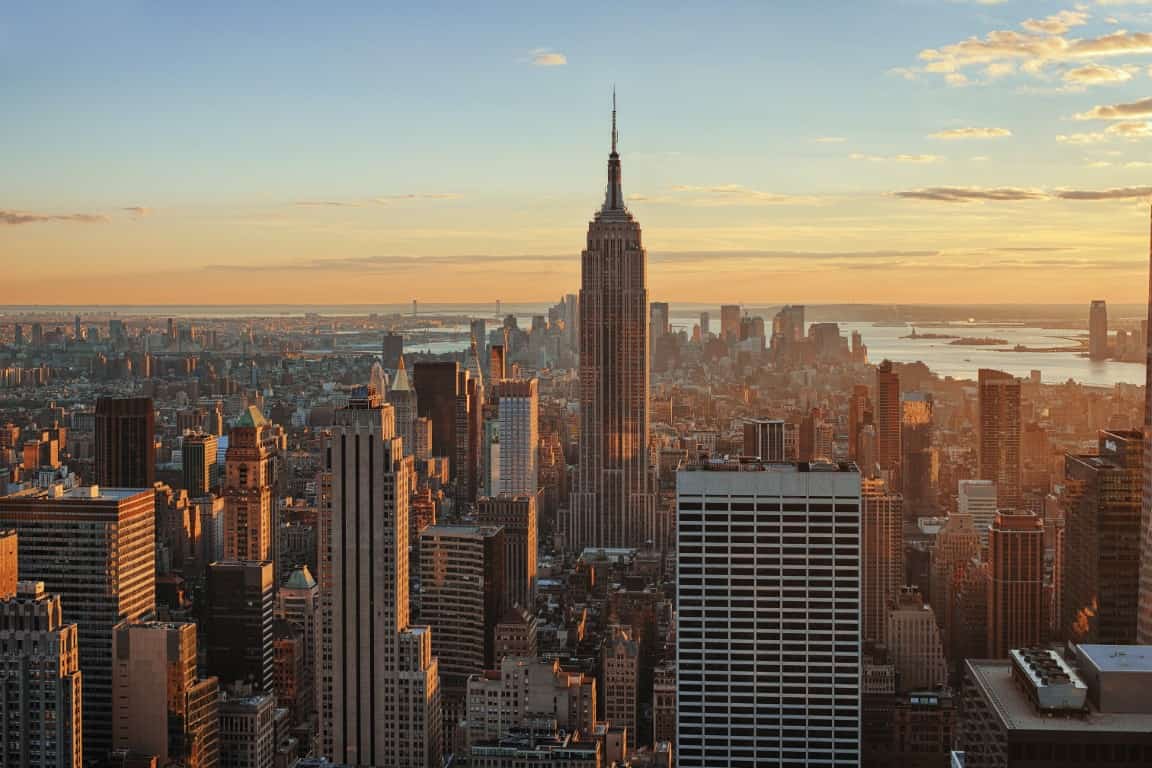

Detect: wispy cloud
[663,184,820,206]
[122,206,152,217]
[894,184,1152,202]
[849,153,943,163]
[894,186,1047,203]
[813,136,847,143]
[530,49,567,67]
[1,210,110,225]
[295,193,462,207]
[929,126,1012,140]
[1062,63,1135,84]
[1075,95,1152,119]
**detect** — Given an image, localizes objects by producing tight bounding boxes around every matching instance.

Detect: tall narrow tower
[569,94,657,551]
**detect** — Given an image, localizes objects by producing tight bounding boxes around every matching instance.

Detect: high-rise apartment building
[602,625,639,737]
[182,432,218,498]
[0,581,83,768]
[477,495,537,610]
[324,390,441,768]
[1089,299,1108,360]
[742,418,799,462]
[1062,429,1142,644]
[112,620,219,768]
[95,396,155,488]
[419,524,505,731]
[876,360,901,483]
[205,560,274,694]
[676,458,862,767]
[492,379,538,497]
[885,587,947,692]
[987,510,1044,658]
[569,100,656,552]
[223,406,277,561]
[862,478,903,644]
[978,369,1022,511]
[0,486,155,761]
[960,478,998,545]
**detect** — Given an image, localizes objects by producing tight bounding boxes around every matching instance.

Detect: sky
[6,0,1152,305]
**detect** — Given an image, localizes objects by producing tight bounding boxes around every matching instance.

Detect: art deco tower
[569,96,656,551]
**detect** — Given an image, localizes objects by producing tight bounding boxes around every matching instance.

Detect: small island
[903,331,959,340]
[948,337,1008,346]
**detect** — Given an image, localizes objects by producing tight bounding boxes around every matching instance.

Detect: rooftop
[1077,644,1152,674]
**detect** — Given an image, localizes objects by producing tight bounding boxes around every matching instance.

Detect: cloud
[895,184,1152,202]
[123,206,152,217]
[530,49,567,67]
[849,153,943,163]
[813,136,847,143]
[1057,119,1152,143]
[1,210,110,225]
[1062,63,1134,84]
[929,126,1012,140]
[1054,185,1152,199]
[1076,95,1152,119]
[1021,10,1090,35]
[664,184,819,205]
[893,186,1047,203]
[295,193,461,207]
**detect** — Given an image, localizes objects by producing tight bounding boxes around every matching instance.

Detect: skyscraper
[276,565,320,720]
[930,512,981,629]
[494,378,538,497]
[324,390,441,768]
[720,304,742,342]
[477,495,537,610]
[223,406,277,561]
[205,560,274,694]
[1141,208,1152,645]
[676,458,862,767]
[569,98,656,551]
[1062,429,1142,644]
[862,477,903,644]
[987,509,1044,658]
[112,620,219,768]
[742,418,799,462]
[978,369,1022,511]
[960,479,998,545]
[0,486,156,761]
[1089,299,1108,360]
[95,396,155,488]
[388,356,417,456]
[182,432,218,498]
[901,392,934,513]
[382,332,404,370]
[875,360,901,483]
[885,586,947,692]
[848,384,872,463]
[602,625,639,737]
[0,581,83,768]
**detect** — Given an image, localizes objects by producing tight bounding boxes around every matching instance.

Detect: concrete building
[223,406,277,562]
[862,477,902,644]
[323,390,441,768]
[493,606,537,659]
[477,495,537,609]
[652,661,676,746]
[1089,299,1109,360]
[959,645,1152,767]
[465,656,597,746]
[95,396,155,489]
[276,565,319,720]
[602,625,639,738]
[469,726,600,768]
[741,418,799,462]
[978,369,1022,512]
[387,356,417,457]
[112,621,219,768]
[959,479,998,545]
[876,360,902,484]
[676,458,862,767]
[569,100,657,552]
[419,524,505,732]
[494,379,538,498]
[885,587,947,692]
[901,392,935,513]
[930,512,981,630]
[1062,430,1142,645]
[988,510,1044,658]
[182,432,218,498]
[205,560,274,694]
[0,528,16,598]
[0,486,156,761]
[0,581,83,768]
[218,689,275,768]
[720,304,742,342]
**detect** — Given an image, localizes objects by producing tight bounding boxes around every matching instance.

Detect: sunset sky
[6,1,1152,304]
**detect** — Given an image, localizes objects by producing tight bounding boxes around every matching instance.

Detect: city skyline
[7,2,1152,303]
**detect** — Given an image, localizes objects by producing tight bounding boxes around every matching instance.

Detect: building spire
[603,89,624,211]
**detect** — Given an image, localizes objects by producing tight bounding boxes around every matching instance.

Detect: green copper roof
[235,405,268,428]
[284,565,316,590]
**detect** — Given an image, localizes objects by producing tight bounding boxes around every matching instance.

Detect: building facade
[95,395,155,488]
[978,369,1022,511]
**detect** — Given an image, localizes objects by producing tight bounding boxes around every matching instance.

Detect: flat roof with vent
[1010,648,1088,712]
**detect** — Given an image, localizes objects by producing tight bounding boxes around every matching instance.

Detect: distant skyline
[6,1,1152,303]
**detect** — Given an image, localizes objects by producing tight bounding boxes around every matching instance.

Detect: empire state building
[569,97,657,551]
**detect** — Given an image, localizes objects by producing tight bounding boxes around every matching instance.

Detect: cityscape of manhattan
[10,2,1152,768]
